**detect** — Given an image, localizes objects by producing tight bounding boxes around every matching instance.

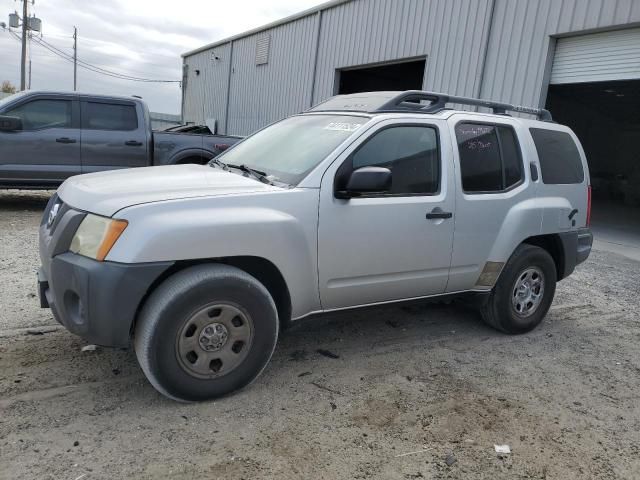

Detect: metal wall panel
[312,0,493,104]
[551,27,640,84]
[182,43,231,130]
[226,15,318,135]
[183,0,493,134]
[481,0,640,108]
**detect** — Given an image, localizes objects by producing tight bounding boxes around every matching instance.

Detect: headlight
[69,214,128,261]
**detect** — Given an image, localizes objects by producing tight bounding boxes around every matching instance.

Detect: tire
[134,264,279,402]
[481,244,557,334]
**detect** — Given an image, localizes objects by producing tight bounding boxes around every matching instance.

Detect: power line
[4,29,180,84]
[34,35,181,83]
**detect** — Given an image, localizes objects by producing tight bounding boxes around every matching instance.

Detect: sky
[0,0,325,113]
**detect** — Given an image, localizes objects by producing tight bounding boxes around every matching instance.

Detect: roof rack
[376,90,552,121]
[310,90,552,121]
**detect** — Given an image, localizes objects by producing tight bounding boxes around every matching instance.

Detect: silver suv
[38,91,593,402]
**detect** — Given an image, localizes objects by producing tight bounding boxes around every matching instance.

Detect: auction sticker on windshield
[324,122,363,132]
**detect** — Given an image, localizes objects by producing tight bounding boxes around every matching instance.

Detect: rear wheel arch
[522,234,565,280]
[168,148,215,165]
[173,153,212,165]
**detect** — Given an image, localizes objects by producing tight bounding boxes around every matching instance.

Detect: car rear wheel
[481,244,557,334]
[134,264,279,402]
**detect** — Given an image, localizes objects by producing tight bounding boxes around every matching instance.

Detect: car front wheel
[134,264,279,402]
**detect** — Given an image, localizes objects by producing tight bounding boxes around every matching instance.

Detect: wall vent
[255,34,271,66]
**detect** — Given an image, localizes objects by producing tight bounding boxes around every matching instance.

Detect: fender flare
[167,148,216,164]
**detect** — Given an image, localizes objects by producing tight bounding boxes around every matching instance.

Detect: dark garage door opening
[546,79,640,257]
[546,80,640,206]
[337,59,426,95]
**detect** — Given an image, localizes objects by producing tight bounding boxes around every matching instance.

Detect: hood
[57,164,278,217]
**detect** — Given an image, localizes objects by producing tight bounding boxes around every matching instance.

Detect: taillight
[586,185,592,227]
[215,143,230,151]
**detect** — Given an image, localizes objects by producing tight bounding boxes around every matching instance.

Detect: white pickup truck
[38,91,593,401]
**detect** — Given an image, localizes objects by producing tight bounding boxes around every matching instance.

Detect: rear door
[80,99,149,173]
[0,95,81,185]
[446,115,537,292]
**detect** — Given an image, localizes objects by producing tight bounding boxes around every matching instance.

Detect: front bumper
[38,195,173,347]
[38,254,172,347]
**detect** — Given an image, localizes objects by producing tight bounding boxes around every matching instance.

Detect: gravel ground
[1,190,639,479]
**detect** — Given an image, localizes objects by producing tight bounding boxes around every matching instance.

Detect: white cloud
[0,0,326,113]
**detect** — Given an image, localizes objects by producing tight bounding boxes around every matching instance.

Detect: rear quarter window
[529,128,584,184]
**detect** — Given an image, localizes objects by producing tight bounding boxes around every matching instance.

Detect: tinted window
[6,99,72,130]
[456,123,523,193]
[529,128,584,184]
[339,125,440,195]
[84,102,138,131]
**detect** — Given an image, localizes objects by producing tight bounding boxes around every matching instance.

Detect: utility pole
[20,0,28,90]
[7,1,41,90]
[73,26,77,91]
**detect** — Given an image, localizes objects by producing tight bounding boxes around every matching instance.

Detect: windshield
[214,114,368,185]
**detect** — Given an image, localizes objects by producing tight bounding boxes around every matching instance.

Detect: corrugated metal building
[181,0,639,131]
[182,0,640,208]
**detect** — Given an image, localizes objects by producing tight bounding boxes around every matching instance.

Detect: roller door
[550,27,640,85]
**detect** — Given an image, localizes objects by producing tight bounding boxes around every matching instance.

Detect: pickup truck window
[84,102,138,131]
[455,122,523,193]
[340,125,440,195]
[216,114,367,185]
[529,128,584,184]
[5,99,72,130]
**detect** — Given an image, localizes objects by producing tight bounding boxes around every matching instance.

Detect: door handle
[530,163,539,181]
[56,137,76,144]
[426,209,453,220]
[125,140,143,146]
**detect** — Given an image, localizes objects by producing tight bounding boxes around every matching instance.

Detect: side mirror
[337,166,392,198]
[0,115,22,132]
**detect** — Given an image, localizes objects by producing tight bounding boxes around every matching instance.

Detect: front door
[0,96,81,186]
[318,120,455,310]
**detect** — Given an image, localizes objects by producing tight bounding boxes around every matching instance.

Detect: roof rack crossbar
[376,90,552,121]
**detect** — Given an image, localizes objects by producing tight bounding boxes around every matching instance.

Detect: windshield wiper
[209,158,229,171]
[226,163,271,184]
[212,160,285,186]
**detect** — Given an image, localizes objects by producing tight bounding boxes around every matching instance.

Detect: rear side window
[84,102,138,131]
[5,99,72,130]
[455,123,523,193]
[529,128,584,184]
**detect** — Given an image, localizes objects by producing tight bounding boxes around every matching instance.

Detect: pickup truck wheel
[134,264,278,402]
[481,244,556,334]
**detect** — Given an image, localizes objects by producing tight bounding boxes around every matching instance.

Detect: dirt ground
[1,190,639,480]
